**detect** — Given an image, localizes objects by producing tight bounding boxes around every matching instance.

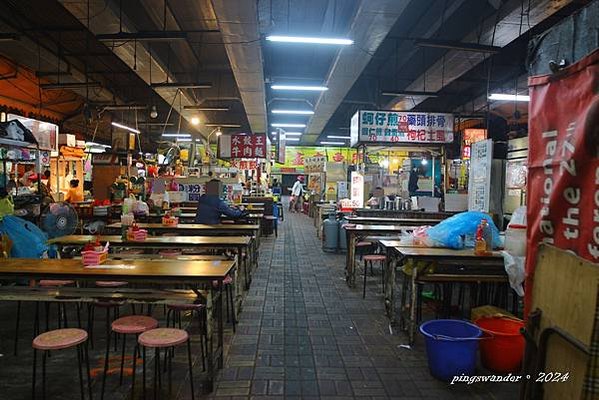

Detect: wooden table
[378,240,506,344]
[0,258,236,391]
[345,216,443,226]
[146,212,264,225]
[344,225,418,288]
[105,222,261,268]
[48,235,253,305]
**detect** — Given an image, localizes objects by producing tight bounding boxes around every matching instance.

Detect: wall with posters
[272,146,355,172]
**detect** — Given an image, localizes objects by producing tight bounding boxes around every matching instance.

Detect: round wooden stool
[138,328,195,400]
[32,328,92,400]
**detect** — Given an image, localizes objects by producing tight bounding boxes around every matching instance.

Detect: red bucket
[474,317,525,373]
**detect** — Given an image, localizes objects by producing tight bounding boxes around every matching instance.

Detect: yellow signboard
[273,146,356,170]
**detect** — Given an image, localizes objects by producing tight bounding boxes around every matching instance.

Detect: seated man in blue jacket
[195,179,245,224]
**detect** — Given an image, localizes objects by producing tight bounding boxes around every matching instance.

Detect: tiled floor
[0,210,520,399]
[211,210,519,399]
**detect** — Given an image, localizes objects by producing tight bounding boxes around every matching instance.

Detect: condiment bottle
[474,221,488,256]
[480,219,493,252]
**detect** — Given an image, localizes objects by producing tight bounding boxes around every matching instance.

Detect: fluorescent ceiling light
[285,137,300,142]
[320,141,345,145]
[86,142,111,148]
[270,131,301,136]
[183,106,229,111]
[103,105,147,111]
[266,35,353,45]
[488,93,530,102]
[111,121,140,134]
[271,109,314,115]
[204,123,241,128]
[271,123,306,128]
[271,85,328,91]
[162,133,191,138]
[176,138,193,142]
[327,135,350,139]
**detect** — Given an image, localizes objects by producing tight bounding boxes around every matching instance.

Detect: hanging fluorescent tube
[183,106,229,111]
[266,35,354,45]
[204,123,240,128]
[176,138,193,142]
[285,137,301,142]
[327,135,350,139]
[271,85,328,91]
[488,93,530,102]
[111,122,140,134]
[320,141,345,145]
[86,142,111,148]
[103,105,147,110]
[271,109,314,115]
[271,123,306,128]
[162,133,191,138]
[272,131,302,136]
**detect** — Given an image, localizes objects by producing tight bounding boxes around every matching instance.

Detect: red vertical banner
[526,49,599,315]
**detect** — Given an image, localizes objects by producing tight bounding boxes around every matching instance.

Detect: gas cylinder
[338,215,349,253]
[322,213,339,252]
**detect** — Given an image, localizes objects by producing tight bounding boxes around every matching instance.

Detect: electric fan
[40,202,79,238]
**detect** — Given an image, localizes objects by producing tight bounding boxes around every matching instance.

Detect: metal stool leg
[32,348,37,400]
[100,308,112,400]
[363,261,368,299]
[76,345,85,400]
[84,342,92,400]
[187,339,195,400]
[14,301,21,355]
[119,334,127,385]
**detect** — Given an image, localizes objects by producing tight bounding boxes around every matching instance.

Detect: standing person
[64,179,84,203]
[271,178,281,196]
[195,179,246,224]
[289,175,305,213]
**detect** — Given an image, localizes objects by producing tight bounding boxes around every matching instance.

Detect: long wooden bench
[0,286,207,305]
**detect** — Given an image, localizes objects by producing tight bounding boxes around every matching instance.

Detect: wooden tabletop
[0,258,235,281]
[106,223,259,231]
[394,245,503,259]
[149,213,264,219]
[48,235,251,247]
[344,224,419,232]
[346,216,442,225]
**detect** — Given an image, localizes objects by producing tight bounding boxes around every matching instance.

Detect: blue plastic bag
[0,215,55,258]
[426,211,500,249]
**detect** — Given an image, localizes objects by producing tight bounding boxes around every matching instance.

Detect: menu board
[467,139,493,212]
[219,133,267,159]
[350,110,454,147]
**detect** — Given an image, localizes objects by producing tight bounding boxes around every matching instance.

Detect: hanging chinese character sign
[218,133,268,159]
[350,171,364,208]
[350,110,454,147]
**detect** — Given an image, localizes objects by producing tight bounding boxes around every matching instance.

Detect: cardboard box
[76,140,86,148]
[58,134,76,147]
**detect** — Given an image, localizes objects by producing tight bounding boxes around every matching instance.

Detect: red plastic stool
[139,328,195,400]
[101,315,158,400]
[362,254,387,299]
[32,328,92,400]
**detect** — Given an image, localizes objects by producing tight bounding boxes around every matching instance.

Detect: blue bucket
[419,319,482,381]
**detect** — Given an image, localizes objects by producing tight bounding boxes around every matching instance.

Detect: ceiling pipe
[387,0,580,111]
[211,0,267,133]
[305,0,414,141]
[414,38,502,54]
